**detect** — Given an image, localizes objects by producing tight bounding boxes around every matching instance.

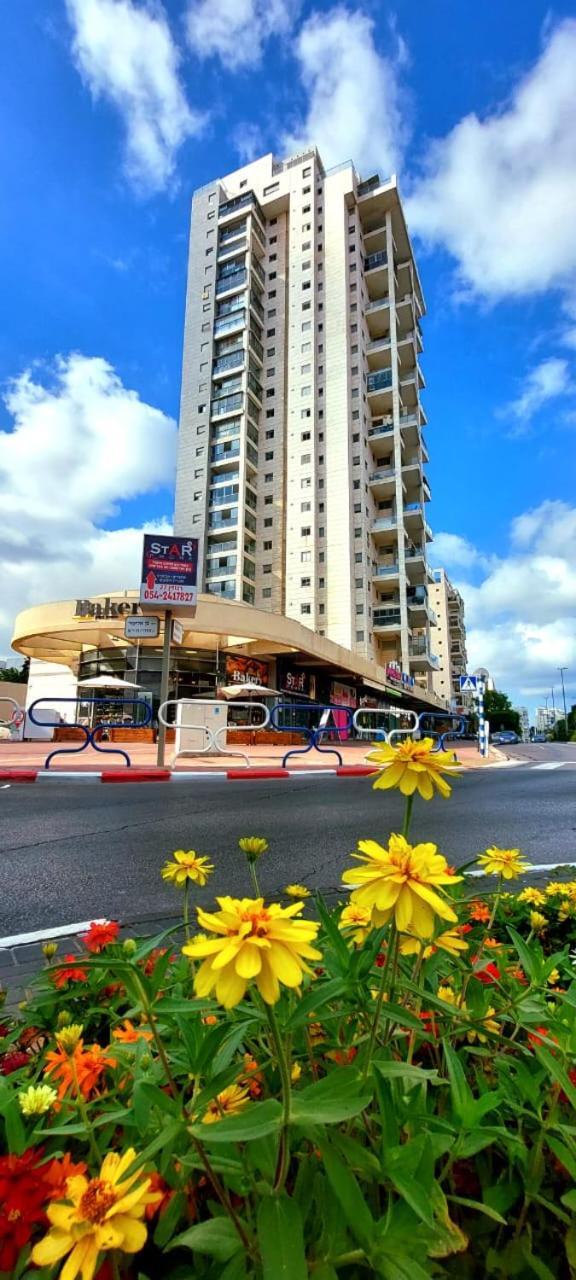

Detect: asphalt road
[1,760,575,937]
[497,741,576,764]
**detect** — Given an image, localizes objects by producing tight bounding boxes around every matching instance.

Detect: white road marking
[0,784,11,789]
[532,762,568,771]
[0,918,108,950]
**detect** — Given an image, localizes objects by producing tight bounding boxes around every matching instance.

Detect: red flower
[0,1049,29,1075]
[375,952,386,968]
[43,1153,88,1200]
[469,901,491,923]
[471,955,500,984]
[145,1171,176,1221]
[52,954,88,988]
[418,1010,439,1038]
[143,946,175,976]
[458,924,472,935]
[82,920,120,952]
[327,1046,358,1066]
[528,1026,559,1051]
[0,1149,51,1272]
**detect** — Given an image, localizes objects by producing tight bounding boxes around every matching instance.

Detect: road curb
[0,765,380,784]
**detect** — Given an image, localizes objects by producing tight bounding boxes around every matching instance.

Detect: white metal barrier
[352,706,419,745]
[0,698,25,742]
[158,698,270,768]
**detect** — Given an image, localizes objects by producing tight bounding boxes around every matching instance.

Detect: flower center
[79,1179,117,1224]
[238,909,270,939]
[8,1208,21,1222]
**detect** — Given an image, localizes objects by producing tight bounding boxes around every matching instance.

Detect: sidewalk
[0,739,497,774]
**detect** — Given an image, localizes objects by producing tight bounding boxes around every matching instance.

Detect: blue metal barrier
[269,702,355,768]
[28,698,152,770]
[416,711,467,753]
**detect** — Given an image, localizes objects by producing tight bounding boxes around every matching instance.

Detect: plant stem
[362,924,397,1084]
[402,793,414,840]
[183,880,190,943]
[190,1132,254,1255]
[406,950,426,1066]
[248,858,261,897]
[132,973,179,1102]
[461,875,502,1006]
[265,1003,292,1194]
[69,1058,101,1166]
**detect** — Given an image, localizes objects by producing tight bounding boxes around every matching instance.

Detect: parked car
[491,730,520,745]
[532,733,548,743]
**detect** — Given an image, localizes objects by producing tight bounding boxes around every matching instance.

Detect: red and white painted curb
[0,765,379,785]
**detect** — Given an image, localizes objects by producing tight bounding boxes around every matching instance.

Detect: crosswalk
[490,759,576,772]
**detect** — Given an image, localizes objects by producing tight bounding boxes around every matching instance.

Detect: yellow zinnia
[32,1148,160,1280]
[161,851,214,887]
[400,927,469,958]
[518,887,545,906]
[18,1084,57,1117]
[342,834,461,934]
[339,901,372,946]
[202,1083,250,1124]
[182,896,322,1008]
[284,884,311,898]
[238,837,268,858]
[367,737,460,800]
[476,846,530,880]
[530,910,547,933]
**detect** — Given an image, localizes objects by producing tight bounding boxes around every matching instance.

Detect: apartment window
[270,217,277,225]
[265,429,274,438]
[301,409,311,419]
[318,343,323,352]
[302,301,311,311]
[353,455,361,465]
[267,347,275,357]
[301,453,311,463]
[301,430,310,441]
[302,281,311,291]
[198,404,206,413]
[303,205,310,213]
[193,491,201,501]
[264,517,273,527]
[266,389,275,399]
[264,540,272,550]
[265,450,274,460]
[269,235,277,244]
[318,365,324,375]
[355,553,362,563]
[301,477,311,489]
[265,472,273,483]
[352,411,360,422]
[353,479,360,490]
[351,323,357,334]
[302,260,311,271]
[356,630,364,641]
[263,564,272,574]
[302,321,311,332]
[269,253,277,262]
[303,167,311,177]
[319,604,325,614]
[301,341,311,353]
[301,526,311,536]
[319,551,325,562]
[301,576,311,587]
[356,604,364,615]
[269,291,276,299]
[318,502,324,512]
[301,604,311,615]
[354,503,361,513]
[262,587,272,599]
[301,362,311,374]
[302,222,311,232]
[269,271,277,281]
[264,495,273,505]
[319,526,325,537]
[301,551,311,562]
[355,578,363,588]
[301,386,311,397]
[268,308,276,317]
[264,182,279,196]
[319,577,325,588]
[302,241,311,251]
[354,527,361,536]
[301,501,311,512]
[267,328,275,337]
[352,388,359,398]
[266,367,275,377]
[266,409,274,419]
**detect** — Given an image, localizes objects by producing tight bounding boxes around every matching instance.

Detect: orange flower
[241,1054,263,1098]
[52,955,88,989]
[43,1154,88,1200]
[202,1014,218,1026]
[143,947,175,977]
[112,1020,153,1044]
[469,901,491,923]
[44,1040,116,1100]
[326,1046,358,1066]
[144,1171,175,1221]
[484,937,501,948]
[82,920,120,952]
[508,965,528,985]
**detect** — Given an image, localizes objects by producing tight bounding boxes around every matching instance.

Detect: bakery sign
[225,655,269,685]
[75,598,143,620]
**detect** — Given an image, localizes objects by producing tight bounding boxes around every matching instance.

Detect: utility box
[175,700,228,755]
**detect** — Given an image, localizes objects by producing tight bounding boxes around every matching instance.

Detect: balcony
[249,290,264,320]
[207,582,236,600]
[251,257,265,288]
[247,370,263,402]
[372,562,400,582]
[372,514,398,546]
[210,442,240,465]
[208,512,238,532]
[219,219,247,245]
[365,295,391,338]
[210,393,243,418]
[368,466,397,499]
[216,268,248,297]
[368,419,394,460]
[219,191,263,221]
[214,310,246,338]
[373,608,402,631]
[218,237,247,262]
[408,638,439,670]
[367,369,393,394]
[206,538,238,556]
[206,559,237,579]
[365,250,387,272]
[404,501,424,528]
[357,174,381,196]
[213,350,244,377]
[249,330,264,362]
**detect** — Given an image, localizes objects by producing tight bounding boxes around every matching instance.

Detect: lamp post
[558,667,568,726]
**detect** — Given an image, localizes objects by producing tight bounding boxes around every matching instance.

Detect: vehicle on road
[491,730,520,745]
[531,733,548,743]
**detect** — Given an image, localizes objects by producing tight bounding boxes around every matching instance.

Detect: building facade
[429,569,468,706]
[515,706,530,741]
[175,148,436,693]
[535,706,563,733]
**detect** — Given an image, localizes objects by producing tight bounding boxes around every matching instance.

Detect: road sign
[124,615,160,640]
[172,619,184,646]
[140,535,199,609]
[459,675,478,692]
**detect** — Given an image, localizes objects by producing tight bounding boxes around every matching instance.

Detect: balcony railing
[247,371,263,401]
[373,564,399,577]
[368,422,393,439]
[207,582,236,599]
[407,588,427,605]
[206,560,237,579]
[409,638,435,658]
[211,393,243,417]
[367,369,393,393]
[216,268,248,296]
[374,609,401,627]
[213,375,242,398]
[373,516,397,532]
[404,502,423,516]
[218,237,247,259]
[219,191,262,220]
[209,484,239,507]
[211,418,240,442]
[369,467,395,483]
[208,513,238,530]
[249,331,264,361]
[405,547,425,560]
[211,443,240,463]
[367,336,391,351]
[219,220,247,244]
[365,250,387,272]
[213,350,244,376]
[251,258,265,287]
[249,290,264,319]
[206,539,238,556]
[213,311,246,337]
[366,295,390,312]
[357,174,380,196]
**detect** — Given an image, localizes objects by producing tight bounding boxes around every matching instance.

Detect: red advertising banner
[140,536,199,609]
[225,655,269,685]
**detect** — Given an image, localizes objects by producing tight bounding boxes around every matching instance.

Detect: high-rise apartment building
[175,148,436,691]
[429,569,468,706]
[515,706,530,741]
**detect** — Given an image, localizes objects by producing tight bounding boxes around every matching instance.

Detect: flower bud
[57,1009,72,1028]
[56,1023,84,1053]
[42,942,58,960]
[238,836,268,861]
[123,938,137,956]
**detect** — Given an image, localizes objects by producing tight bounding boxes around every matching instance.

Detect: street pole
[156,610,172,768]
[559,666,568,725]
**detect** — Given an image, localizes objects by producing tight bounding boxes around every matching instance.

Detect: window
[356,604,363,614]
[269,290,276,299]
[318,365,324,375]
[266,347,275,357]
[302,260,311,270]
[354,502,361,513]
[301,341,311,353]
[266,367,275,377]
[302,301,311,311]
[262,587,272,599]
[302,281,311,291]
[301,477,311,489]
[354,526,361,536]
[303,167,311,177]
[302,320,311,332]
[266,388,275,399]
[301,576,311,587]
[268,308,276,317]
[301,550,311,562]
[265,450,274,460]
[198,403,206,413]
[353,455,360,464]
[264,495,273,505]
[352,411,360,422]
[356,630,364,641]
[195,446,203,457]
[264,540,272,550]
[319,551,325,562]
[318,343,323,352]
[269,271,277,281]
[193,490,201,500]
[301,409,311,419]
[264,182,279,196]
[301,452,311,463]
[265,472,273,483]
[267,328,275,336]
[265,428,274,438]
[301,430,310,441]
[319,604,325,614]
[353,479,360,490]
[269,253,277,262]
[355,552,362,563]
[302,222,311,232]
[302,241,311,251]
[264,517,273,527]
[301,525,311,536]
[355,578,363,588]
[263,564,272,574]
[319,526,325,537]
[301,362,311,374]
[301,604,311,615]
[301,501,311,512]
[303,204,310,213]
[266,409,274,419]
[301,385,311,397]
[319,577,325,588]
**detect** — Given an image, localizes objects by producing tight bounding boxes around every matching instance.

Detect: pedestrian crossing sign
[459,675,478,692]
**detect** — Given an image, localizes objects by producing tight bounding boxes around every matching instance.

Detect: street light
[558,667,568,724]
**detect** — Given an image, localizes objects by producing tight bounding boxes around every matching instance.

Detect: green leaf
[535,1044,576,1110]
[0,1083,27,1155]
[376,1254,433,1280]
[129,1119,184,1172]
[311,1267,338,1280]
[167,1217,244,1261]
[319,1138,374,1250]
[315,894,352,972]
[132,1081,178,1133]
[287,978,347,1028]
[191,1099,283,1143]
[561,1189,576,1212]
[547,1136,576,1181]
[211,1021,257,1077]
[373,1061,445,1088]
[507,926,538,982]
[291,1067,372,1125]
[520,1240,557,1280]
[257,1195,307,1280]
[386,1169,434,1226]
[152,1191,186,1248]
[442,1041,474,1125]
[447,1195,506,1225]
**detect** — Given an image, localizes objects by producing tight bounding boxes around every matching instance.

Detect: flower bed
[1,738,576,1278]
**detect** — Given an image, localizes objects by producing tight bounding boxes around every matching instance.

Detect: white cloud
[186,0,297,70]
[0,353,176,656]
[407,19,576,301]
[436,501,576,712]
[501,357,574,428]
[428,532,486,570]
[282,7,405,175]
[66,0,205,192]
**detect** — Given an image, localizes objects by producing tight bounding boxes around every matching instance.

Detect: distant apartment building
[175,148,436,692]
[536,706,563,733]
[428,569,467,706]
[515,706,530,741]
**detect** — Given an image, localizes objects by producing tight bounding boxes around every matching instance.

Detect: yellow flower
[42,942,58,960]
[437,984,460,1007]
[545,883,563,897]
[518,887,545,906]
[558,900,574,921]
[238,836,268,859]
[476,846,530,880]
[547,968,560,985]
[202,1083,250,1124]
[342,834,461,934]
[291,1062,302,1083]
[530,911,547,933]
[367,736,461,800]
[400,927,469,959]
[161,851,214,887]
[56,1023,84,1053]
[18,1084,58,1117]
[31,1148,160,1280]
[284,884,311,898]
[182,896,322,1008]
[339,902,372,946]
[468,1007,499,1043]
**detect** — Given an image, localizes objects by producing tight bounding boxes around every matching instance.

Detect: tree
[0,659,29,683]
[483,689,521,735]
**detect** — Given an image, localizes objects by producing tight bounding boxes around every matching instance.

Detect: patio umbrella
[77,675,141,689]
[218,682,279,698]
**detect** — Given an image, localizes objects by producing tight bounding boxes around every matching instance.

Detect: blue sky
[1,0,576,718]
